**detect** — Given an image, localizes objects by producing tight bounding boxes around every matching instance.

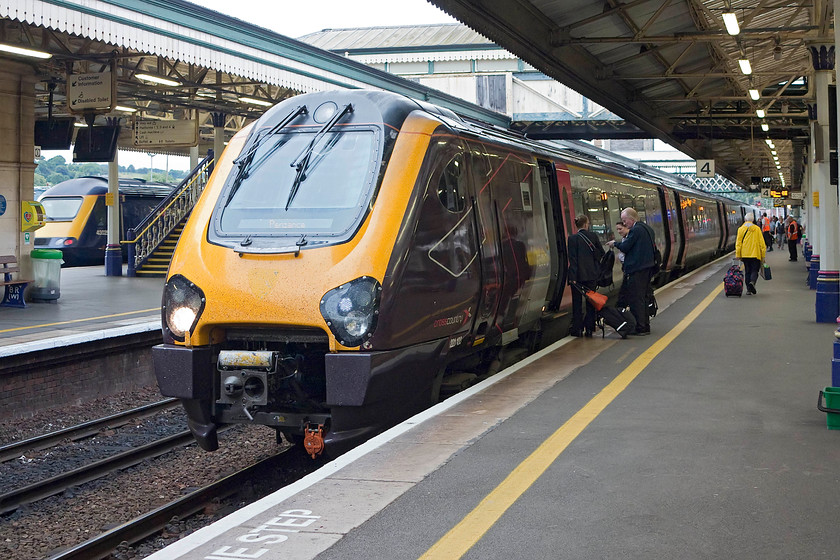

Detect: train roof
[40,176,175,198]
[426,103,743,206]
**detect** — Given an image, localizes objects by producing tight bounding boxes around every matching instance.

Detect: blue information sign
[0,194,6,216]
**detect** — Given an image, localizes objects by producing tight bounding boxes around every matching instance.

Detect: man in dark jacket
[567,215,604,337]
[608,207,655,335]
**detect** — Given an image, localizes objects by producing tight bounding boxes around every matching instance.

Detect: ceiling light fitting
[738,59,752,75]
[749,89,760,101]
[0,42,52,59]
[135,73,181,87]
[756,109,765,118]
[239,96,273,107]
[761,123,769,131]
[722,13,740,36]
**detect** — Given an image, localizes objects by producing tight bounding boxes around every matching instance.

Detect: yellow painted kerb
[420,282,722,560]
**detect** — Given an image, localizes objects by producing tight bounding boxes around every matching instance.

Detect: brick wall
[0,331,163,420]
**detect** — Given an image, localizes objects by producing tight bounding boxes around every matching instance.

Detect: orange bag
[572,281,607,311]
[584,289,608,311]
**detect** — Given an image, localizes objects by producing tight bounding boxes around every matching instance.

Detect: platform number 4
[696,159,715,178]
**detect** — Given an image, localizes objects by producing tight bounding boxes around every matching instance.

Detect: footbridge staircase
[124,154,214,277]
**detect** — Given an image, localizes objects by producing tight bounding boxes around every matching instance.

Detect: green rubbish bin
[30,249,64,301]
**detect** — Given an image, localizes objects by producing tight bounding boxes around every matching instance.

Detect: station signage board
[133,119,198,148]
[67,71,115,114]
[696,159,715,178]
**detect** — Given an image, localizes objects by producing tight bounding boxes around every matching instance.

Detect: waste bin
[30,248,63,301]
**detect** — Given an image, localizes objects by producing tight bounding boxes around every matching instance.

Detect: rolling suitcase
[598,306,635,339]
[723,264,743,297]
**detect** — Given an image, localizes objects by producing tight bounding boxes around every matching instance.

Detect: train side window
[585,189,607,236]
[437,153,467,213]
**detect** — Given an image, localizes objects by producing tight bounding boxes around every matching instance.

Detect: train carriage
[36,177,174,266]
[152,90,748,457]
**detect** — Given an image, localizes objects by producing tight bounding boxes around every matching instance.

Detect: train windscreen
[216,129,378,240]
[41,196,84,221]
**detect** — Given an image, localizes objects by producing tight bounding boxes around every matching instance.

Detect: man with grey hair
[736,211,766,294]
[607,207,656,335]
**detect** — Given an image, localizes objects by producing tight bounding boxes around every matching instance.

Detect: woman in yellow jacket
[735,211,767,294]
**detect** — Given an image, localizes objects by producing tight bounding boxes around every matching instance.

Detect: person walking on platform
[568,215,604,337]
[607,207,655,335]
[761,213,773,251]
[785,216,800,261]
[736,212,766,295]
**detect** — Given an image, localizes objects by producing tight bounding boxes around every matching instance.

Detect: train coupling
[303,423,325,459]
[217,350,274,409]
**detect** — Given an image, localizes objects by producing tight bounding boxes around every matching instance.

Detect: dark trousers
[743,258,760,286]
[763,231,773,251]
[625,267,653,332]
[571,279,597,334]
[788,240,798,261]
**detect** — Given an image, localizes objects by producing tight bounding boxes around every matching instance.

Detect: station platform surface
[0,265,162,354]
[144,245,840,560]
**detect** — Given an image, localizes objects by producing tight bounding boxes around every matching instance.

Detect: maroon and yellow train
[153,90,746,457]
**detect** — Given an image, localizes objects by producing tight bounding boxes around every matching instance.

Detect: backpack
[597,250,615,287]
[641,223,662,271]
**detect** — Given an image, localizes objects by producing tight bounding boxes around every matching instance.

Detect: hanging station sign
[66,70,116,114]
[132,119,199,148]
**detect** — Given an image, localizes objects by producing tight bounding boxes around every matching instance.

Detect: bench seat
[1,255,30,308]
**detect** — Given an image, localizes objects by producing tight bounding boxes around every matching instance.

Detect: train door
[670,191,687,271]
[468,144,503,343]
[538,159,567,311]
[715,201,726,255]
[656,187,674,269]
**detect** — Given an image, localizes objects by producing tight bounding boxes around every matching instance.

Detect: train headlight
[162,274,206,341]
[320,276,381,347]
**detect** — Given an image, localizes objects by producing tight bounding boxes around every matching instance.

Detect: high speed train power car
[153,89,747,458]
[36,177,173,266]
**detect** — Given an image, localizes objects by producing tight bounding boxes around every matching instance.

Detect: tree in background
[35,157,188,186]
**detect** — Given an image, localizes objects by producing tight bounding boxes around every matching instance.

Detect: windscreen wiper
[285,103,353,211]
[227,105,307,201]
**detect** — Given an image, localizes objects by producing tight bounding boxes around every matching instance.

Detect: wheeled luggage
[598,306,635,339]
[724,264,744,297]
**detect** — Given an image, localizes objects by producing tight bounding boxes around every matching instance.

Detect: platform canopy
[0,0,507,156]
[430,0,824,191]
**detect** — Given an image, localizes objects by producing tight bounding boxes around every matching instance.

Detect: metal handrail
[124,154,214,276]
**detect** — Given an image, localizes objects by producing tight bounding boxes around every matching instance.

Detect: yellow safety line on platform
[0,308,158,334]
[419,282,722,560]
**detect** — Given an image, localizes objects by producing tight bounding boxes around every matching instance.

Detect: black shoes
[631,327,650,336]
[746,282,757,294]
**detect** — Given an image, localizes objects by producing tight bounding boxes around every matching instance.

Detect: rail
[0,399,179,463]
[124,153,215,276]
[47,453,291,560]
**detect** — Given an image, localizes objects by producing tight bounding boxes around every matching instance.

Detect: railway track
[0,429,196,514]
[0,398,180,463]
[48,451,298,560]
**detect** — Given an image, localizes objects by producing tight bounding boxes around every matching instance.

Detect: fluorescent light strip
[749,89,760,101]
[761,123,769,131]
[756,109,765,118]
[239,96,273,107]
[135,73,181,87]
[0,43,51,59]
[114,106,136,113]
[739,59,752,75]
[722,13,740,35]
